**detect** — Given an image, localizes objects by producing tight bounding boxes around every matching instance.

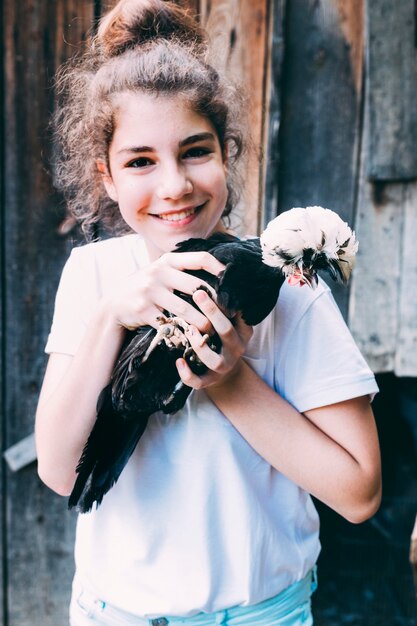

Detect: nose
[156,162,193,200]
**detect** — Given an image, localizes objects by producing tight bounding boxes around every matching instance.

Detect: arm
[35,306,125,496]
[177,289,382,524]
[206,362,381,523]
[35,251,225,496]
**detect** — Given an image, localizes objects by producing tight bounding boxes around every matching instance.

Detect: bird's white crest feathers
[260,206,358,284]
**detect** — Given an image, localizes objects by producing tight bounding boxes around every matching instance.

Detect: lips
[158,207,196,222]
[151,202,206,222]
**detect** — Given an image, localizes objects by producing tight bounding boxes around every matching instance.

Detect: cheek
[203,164,228,202]
[119,180,151,212]
[214,171,228,207]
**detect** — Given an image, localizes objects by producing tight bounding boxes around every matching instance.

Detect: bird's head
[260,206,358,288]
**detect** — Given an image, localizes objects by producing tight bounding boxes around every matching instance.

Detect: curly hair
[52,0,246,237]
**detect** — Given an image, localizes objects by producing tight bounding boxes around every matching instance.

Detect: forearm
[35,304,125,495]
[206,360,381,523]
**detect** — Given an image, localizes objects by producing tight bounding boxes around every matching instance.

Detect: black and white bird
[69,206,358,513]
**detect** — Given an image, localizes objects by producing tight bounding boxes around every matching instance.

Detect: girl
[35,1,381,624]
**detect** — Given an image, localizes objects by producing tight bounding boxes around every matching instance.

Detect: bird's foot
[141,316,192,362]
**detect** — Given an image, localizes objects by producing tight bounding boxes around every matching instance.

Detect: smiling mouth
[152,203,206,222]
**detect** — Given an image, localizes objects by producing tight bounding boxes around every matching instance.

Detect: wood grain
[276,0,365,318]
[349,1,417,375]
[394,181,417,375]
[262,0,286,228]
[3,2,94,623]
[348,97,411,375]
[3,1,417,623]
[366,0,417,181]
[198,0,269,234]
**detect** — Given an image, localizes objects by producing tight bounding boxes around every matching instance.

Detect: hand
[175,289,253,390]
[102,252,225,333]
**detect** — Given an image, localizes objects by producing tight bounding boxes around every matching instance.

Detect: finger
[158,290,213,334]
[192,290,237,342]
[161,251,225,276]
[176,358,209,390]
[123,304,163,331]
[184,325,225,373]
[161,266,218,301]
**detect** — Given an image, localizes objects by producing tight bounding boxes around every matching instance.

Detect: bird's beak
[287,269,318,289]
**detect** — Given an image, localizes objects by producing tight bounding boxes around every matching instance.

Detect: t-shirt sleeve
[279,287,379,413]
[45,247,97,356]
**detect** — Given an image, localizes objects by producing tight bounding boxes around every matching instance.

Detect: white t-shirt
[45,234,378,618]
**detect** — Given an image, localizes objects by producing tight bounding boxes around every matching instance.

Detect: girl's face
[100,92,229,260]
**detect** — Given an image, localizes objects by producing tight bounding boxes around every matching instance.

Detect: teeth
[159,207,196,222]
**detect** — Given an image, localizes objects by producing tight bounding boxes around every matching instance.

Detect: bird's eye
[127,157,154,168]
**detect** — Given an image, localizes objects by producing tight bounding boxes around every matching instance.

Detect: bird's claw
[142,316,193,363]
[199,333,209,347]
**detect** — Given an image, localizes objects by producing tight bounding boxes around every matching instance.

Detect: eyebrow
[179,132,216,147]
[117,132,216,155]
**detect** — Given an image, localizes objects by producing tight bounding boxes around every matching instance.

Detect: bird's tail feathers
[72,417,147,513]
[68,384,149,513]
[68,385,114,511]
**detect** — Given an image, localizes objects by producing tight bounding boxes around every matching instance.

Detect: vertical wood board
[348,184,404,372]
[198,0,269,235]
[349,93,403,373]
[394,181,417,375]
[349,6,417,377]
[262,0,286,228]
[3,1,94,623]
[277,0,364,318]
[366,0,417,181]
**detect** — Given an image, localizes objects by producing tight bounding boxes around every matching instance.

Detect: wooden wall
[2,3,95,624]
[0,1,271,624]
[348,0,417,375]
[1,0,416,624]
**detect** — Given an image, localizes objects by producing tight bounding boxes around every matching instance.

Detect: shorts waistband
[72,568,317,625]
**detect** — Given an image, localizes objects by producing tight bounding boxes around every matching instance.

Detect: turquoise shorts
[69,568,317,626]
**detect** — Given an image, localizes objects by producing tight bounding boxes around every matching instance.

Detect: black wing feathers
[69,232,285,512]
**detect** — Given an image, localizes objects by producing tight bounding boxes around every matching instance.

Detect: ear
[96,158,118,202]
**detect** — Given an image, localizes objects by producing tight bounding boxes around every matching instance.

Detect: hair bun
[96,0,206,58]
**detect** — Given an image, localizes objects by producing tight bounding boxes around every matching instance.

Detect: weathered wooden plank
[366,0,417,181]
[198,0,269,235]
[348,101,403,372]
[394,181,417,375]
[276,0,365,318]
[348,188,403,373]
[349,34,417,378]
[3,1,95,623]
[262,0,286,228]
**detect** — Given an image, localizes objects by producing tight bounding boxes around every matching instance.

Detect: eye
[127,157,154,168]
[183,146,212,159]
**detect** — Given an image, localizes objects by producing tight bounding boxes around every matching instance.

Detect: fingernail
[194,290,208,303]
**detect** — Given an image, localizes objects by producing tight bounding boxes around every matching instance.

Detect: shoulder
[268,277,339,374]
[274,280,378,412]
[274,277,332,337]
[247,278,333,373]
[67,234,148,294]
[70,233,143,263]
